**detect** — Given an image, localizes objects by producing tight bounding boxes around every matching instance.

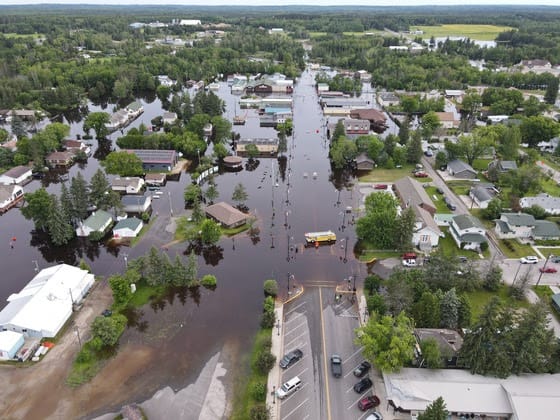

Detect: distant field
[309,31,382,38]
[1,32,44,39]
[413,24,512,41]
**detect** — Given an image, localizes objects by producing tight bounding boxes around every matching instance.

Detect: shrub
[250,382,267,402]
[261,310,275,329]
[201,274,217,289]
[141,212,150,222]
[366,293,387,315]
[249,404,269,420]
[480,242,489,252]
[255,351,276,375]
[75,347,93,363]
[263,279,278,297]
[88,231,105,241]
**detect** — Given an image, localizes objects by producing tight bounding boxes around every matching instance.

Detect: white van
[276,376,301,399]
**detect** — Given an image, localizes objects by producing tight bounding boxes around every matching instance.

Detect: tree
[89,169,119,211]
[70,172,89,221]
[191,197,205,223]
[461,91,482,130]
[356,192,398,249]
[244,143,259,161]
[330,136,358,169]
[412,291,441,328]
[21,188,54,231]
[210,115,232,144]
[523,204,547,219]
[102,151,144,176]
[419,338,442,368]
[406,131,423,164]
[264,279,278,297]
[435,151,448,169]
[420,111,441,140]
[456,132,493,166]
[184,183,202,205]
[500,166,541,197]
[398,117,410,145]
[186,251,198,284]
[232,183,248,207]
[519,116,560,149]
[482,198,502,220]
[156,84,171,103]
[440,288,459,329]
[201,274,217,289]
[47,196,75,246]
[366,293,387,316]
[200,219,221,245]
[394,205,416,251]
[457,293,472,328]
[332,120,346,142]
[91,314,127,347]
[483,263,502,292]
[213,142,228,160]
[83,112,110,140]
[544,76,559,105]
[109,273,133,307]
[418,397,448,420]
[385,270,415,315]
[496,125,521,161]
[356,311,415,372]
[205,181,219,205]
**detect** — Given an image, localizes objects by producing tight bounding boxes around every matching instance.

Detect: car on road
[414,172,429,178]
[540,266,558,273]
[366,412,383,420]
[358,395,380,411]
[551,255,560,263]
[276,376,302,399]
[354,377,373,393]
[279,349,303,369]
[353,361,371,377]
[520,256,539,264]
[331,354,342,377]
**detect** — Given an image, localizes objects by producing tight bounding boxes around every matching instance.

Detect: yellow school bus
[304,230,337,245]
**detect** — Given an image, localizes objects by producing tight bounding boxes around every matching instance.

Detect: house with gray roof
[121,194,152,214]
[532,220,560,240]
[111,177,145,194]
[414,328,463,367]
[449,214,487,250]
[469,184,497,209]
[113,217,143,238]
[447,159,477,179]
[520,194,560,215]
[552,293,560,314]
[394,176,437,215]
[412,205,444,251]
[0,165,32,185]
[76,210,113,237]
[488,159,517,173]
[495,213,535,239]
[355,154,375,171]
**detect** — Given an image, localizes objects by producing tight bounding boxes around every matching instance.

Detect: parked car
[414,172,429,178]
[358,395,381,411]
[374,184,388,190]
[331,354,342,377]
[540,267,558,273]
[436,187,444,194]
[279,349,303,369]
[101,309,112,317]
[424,150,434,157]
[353,361,371,377]
[365,413,383,420]
[276,376,302,399]
[447,202,457,211]
[551,255,560,263]
[402,252,417,260]
[353,377,373,393]
[402,259,417,267]
[457,256,468,263]
[520,256,539,264]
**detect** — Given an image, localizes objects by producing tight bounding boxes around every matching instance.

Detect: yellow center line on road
[319,287,332,420]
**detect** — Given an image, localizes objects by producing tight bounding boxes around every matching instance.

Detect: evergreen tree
[332,120,345,142]
[418,397,448,420]
[60,182,74,224]
[89,169,112,210]
[394,205,416,251]
[186,251,198,284]
[205,179,219,204]
[406,131,423,164]
[145,247,163,286]
[171,255,189,286]
[47,196,75,246]
[191,197,205,223]
[412,291,441,328]
[440,288,459,329]
[232,183,248,207]
[457,294,472,328]
[70,172,89,221]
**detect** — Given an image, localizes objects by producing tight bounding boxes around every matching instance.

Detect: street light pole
[287,272,291,296]
[343,237,349,263]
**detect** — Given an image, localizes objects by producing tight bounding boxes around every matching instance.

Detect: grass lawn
[540,155,560,172]
[414,24,512,41]
[497,238,536,258]
[359,164,423,183]
[464,285,530,321]
[446,180,474,196]
[437,227,482,259]
[533,285,560,322]
[540,177,560,197]
[2,32,44,39]
[469,209,495,231]
[535,247,560,257]
[425,186,451,213]
[472,158,492,172]
[309,31,327,38]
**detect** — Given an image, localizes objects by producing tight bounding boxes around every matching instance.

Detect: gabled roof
[1,165,31,179]
[520,194,560,211]
[83,210,112,231]
[394,176,436,211]
[495,220,513,233]
[447,159,476,174]
[355,153,374,165]
[46,151,73,161]
[471,185,494,202]
[127,100,143,112]
[112,177,143,188]
[453,214,485,230]
[121,194,150,206]
[205,202,248,226]
[460,233,488,243]
[499,160,517,171]
[0,184,23,202]
[532,220,560,238]
[349,108,386,123]
[413,205,442,236]
[501,212,536,227]
[113,217,143,231]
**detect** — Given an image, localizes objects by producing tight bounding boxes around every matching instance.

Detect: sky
[1,0,559,6]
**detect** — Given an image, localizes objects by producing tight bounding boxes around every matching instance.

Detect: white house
[449,214,487,250]
[434,112,459,129]
[0,184,24,213]
[121,194,152,214]
[0,264,95,338]
[179,19,201,26]
[520,194,560,215]
[111,177,145,194]
[411,206,444,251]
[113,217,143,238]
[537,137,559,153]
[76,210,113,237]
[469,184,497,209]
[63,140,91,157]
[0,166,32,185]
[157,75,175,87]
[162,112,178,125]
[126,100,144,117]
[494,213,535,239]
[0,331,24,360]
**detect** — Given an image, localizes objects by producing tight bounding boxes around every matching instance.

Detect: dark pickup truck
[331,354,342,378]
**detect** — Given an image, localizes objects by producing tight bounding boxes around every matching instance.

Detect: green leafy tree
[422,250,462,292]
[412,291,441,328]
[201,274,217,289]
[210,115,232,144]
[91,314,127,347]
[385,270,415,315]
[457,294,472,328]
[406,131,423,164]
[356,192,398,249]
[519,116,559,149]
[483,264,502,292]
[205,182,219,205]
[435,151,448,169]
[89,169,120,211]
[398,117,410,145]
[213,142,228,160]
[156,84,171,103]
[83,112,110,140]
[356,311,416,373]
[500,166,541,197]
[544,75,559,105]
[191,197,205,223]
[200,219,221,245]
[420,111,441,140]
[456,132,493,166]
[184,183,202,205]
[109,273,133,307]
[264,279,278,297]
[366,293,387,315]
[232,183,248,207]
[497,125,521,160]
[524,204,547,219]
[419,338,442,368]
[47,196,75,246]
[245,143,259,161]
[418,397,448,420]
[330,136,358,169]
[21,188,54,231]
[481,198,502,220]
[59,182,74,225]
[395,205,416,251]
[332,119,346,142]
[186,251,198,284]
[102,151,144,176]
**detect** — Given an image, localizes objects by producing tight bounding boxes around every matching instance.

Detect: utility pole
[536,253,552,287]
[168,191,173,216]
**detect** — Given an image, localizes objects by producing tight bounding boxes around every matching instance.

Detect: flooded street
[0,70,370,418]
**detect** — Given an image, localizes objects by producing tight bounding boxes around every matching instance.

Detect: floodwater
[0,70,378,416]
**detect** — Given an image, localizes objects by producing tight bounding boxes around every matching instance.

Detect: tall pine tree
[47,196,74,246]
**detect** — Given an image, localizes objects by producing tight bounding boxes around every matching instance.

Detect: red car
[414,172,428,178]
[374,184,388,190]
[540,267,558,273]
[358,395,381,411]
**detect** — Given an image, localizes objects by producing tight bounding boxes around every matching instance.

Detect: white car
[520,256,538,264]
[366,413,383,420]
[402,259,417,267]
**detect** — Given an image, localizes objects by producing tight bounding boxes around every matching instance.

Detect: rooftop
[83,210,112,231]
[126,149,177,164]
[533,220,560,238]
[113,217,143,231]
[501,212,536,227]
[205,202,248,227]
[447,159,476,174]
[453,214,485,231]
[394,177,436,212]
[0,165,31,179]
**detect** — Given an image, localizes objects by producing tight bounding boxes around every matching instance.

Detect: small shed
[223,156,243,170]
[113,217,143,238]
[0,331,24,360]
[355,154,375,171]
[144,173,166,186]
[205,202,249,229]
[122,194,152,214]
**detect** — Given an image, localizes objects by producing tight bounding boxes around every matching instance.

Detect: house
[532,220,560,240]
[111,177,145,194]
[354,70,371,81]
[144,173,166,186]
[520,194,560,215]
[469,184,497,209]
[394,177,437,215]
[552,293,560,314]
[444,89,464,99]
[236,138,279,157]
[377,92,400,108]
[0,184,24,213]
[0,165,32,185]
[414,328,463,367]
[126,101,144,118]
[157,75,175,87]
[0,331,24,360]
[63,140,91,157]
[449,214,487,250]
[121,194,152,214]
[434,112,459,129]
[179,19,202,26]
[412,205,444,251]
[447,159,477,179]
[205,202,249,229]
[383,368,560,420]
[45,151,74,167]
[349,109,388,133]
[113,217,143,238]
[162,112,178,125]
[321,98,369,109]
[106,109,129,130]
[126,149,178,171]
[317,83,329,93]
[537,137,559,153]
[0,264,95,338]
[495,213,535,239]
[76,210,113,237]
[355,154,375,171]
[488,160,517,173]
